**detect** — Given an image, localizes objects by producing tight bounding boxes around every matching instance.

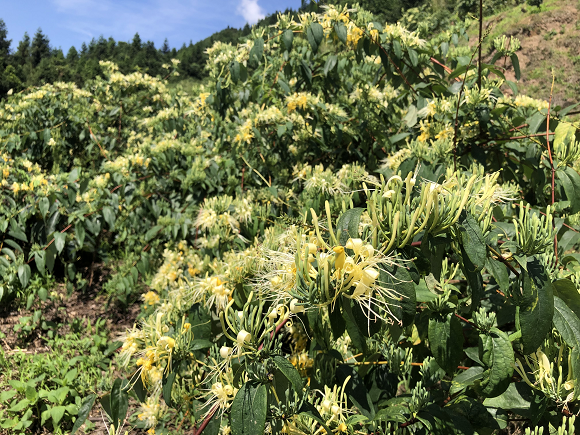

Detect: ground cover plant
[2,1,580,434]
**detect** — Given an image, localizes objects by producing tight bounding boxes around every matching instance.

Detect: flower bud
[333,246,346,270]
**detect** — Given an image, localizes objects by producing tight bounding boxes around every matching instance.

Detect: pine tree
[31,28,51,67]
[14,32,30,66]
[132,33,142,51]
[67,46,79,63]
[161,38,170,54]
[0,19,11,58]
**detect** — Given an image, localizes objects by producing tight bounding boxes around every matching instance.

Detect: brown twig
[454,313,481,330]
[194,404,219,435]
[452,35,487,170]
[487,244,520,277]
[546,72,558,266]
[86,118,109,160]
[477,0,483,90]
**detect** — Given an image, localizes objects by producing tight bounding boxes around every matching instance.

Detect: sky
[0,0,302,53]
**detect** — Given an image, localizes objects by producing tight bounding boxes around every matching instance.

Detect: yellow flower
[143,291,160,306]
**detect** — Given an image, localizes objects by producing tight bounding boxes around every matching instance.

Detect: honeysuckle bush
[2,2,580,434]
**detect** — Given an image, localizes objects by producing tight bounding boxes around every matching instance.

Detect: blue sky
[1,0,302,53]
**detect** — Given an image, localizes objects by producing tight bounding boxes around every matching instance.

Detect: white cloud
[237,0,265,24]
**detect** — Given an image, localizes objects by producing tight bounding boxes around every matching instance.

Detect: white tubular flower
[360,244,374,259]
[237,330,251,347]
[352,268,380,298]
[290,298,305,314]
[267,308,279,323]
[345,238,363,256]
[382,189,396,198]
[220,346,232,359]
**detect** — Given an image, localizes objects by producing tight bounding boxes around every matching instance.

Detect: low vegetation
[1,1,580,434]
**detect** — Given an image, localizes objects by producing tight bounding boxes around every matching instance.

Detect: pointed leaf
[273,356,303,394]
[518,258,554,354]
[230,382,267,435]
[336,208,365,246]
[428,312,463,375]
[71,394,97,435]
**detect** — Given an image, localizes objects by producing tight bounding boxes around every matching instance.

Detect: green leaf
[450,367,484,395]
[510,54,521,81]
[553,296,580,350]
[486,257,509,292]
[428,312,463,375]
[1,247,16,263]
[408,48,418,67]
[229,61,240,83]
[34,251,46,276]
[379,264,416,327]
[51,405,66,427]
[393,40,402,58]
[324,54,338,77]
[145,225,163,242]
[163,372,176,408]
[0,390,17,402]
[282,29,293,51]
[336,208,365,246]
[553,122,576,151]
[518,258,554,354]
[75,222,86,247]
[342,297,367,353]
[483,382,534,418]
[300,60,312,86]
[248,37,264,68]
[54,232,66,254]
[38,287,48,302]
[457,212,487,270]
[562,166,580,214]
[334,22,347,44]
[110,378,129,431]
[299,401,334,434]
[306,23,323,53]
[71,394,96,435]
[18,264,31,288]
[39,197,50,219]
[131,375,147,403]
[25,385,38,403]
[230,382,268,435]
[475,328,514,398]
[461,244,484,309]
[9,398,30,412]
[102,206,116,230]
[403,104,417,128]
[273,356,303,393]
[552,279,580,319]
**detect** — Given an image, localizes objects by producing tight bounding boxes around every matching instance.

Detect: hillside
[474,0,580,107]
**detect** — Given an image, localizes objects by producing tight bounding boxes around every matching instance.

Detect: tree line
[0,0,503,97]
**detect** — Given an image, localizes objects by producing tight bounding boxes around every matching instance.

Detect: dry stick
[546,71,558,267]
[86,118,109,160]
[360,28,417,96]
[452,31,488,171]
[194,404,219,435]
[487,244,520,277]
[477,0,483,90]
